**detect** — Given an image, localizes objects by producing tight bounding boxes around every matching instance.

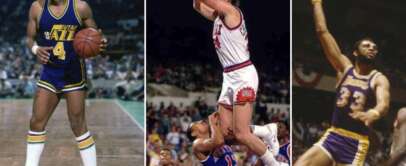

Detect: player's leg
[251,123,280,156]
[233,102,280,165]
[218,103,234,140]
[65,90,96,166]
[26,88,60,166]
[295,145,334,166]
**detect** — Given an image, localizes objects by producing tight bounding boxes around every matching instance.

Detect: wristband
[312,0,322,5]
[369,109,381,118]
[32,45,39,55]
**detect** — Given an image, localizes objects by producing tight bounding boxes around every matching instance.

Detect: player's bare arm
[192,113,224,160]
[77,0,107,52]
[386,109,406,166]
[193,0,216,21]
[200,0,240,28]
[27,1,53,64]
[312,0,351,75]
[350,75,390,126]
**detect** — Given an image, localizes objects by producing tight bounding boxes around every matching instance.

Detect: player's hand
[208,112,220,127]
[36,46,53,64]
[349,110,380,127]
[98,29,108,53]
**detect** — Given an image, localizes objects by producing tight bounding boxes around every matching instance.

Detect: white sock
[25,130,46,166]
[76,131,97,166]
[252,125,269,138]
[260,149,279,166]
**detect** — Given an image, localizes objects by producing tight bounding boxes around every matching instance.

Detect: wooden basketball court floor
[0,99,144,166]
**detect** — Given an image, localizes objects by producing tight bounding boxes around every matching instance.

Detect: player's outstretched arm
[192,113,224,154]
[312,0,351,74]
[193,0,217,21]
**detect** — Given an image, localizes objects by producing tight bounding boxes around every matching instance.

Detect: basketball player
[386,108,406,166]
[295,0,390,165]
[159,147,179,166]
[188,112,237,166]
[188,113,283,166]
[255,142,290,166]
[193,0,277,165]
[26,0,106,166]
[255,122,290,166]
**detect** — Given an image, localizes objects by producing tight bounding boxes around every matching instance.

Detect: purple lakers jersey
[201,145,237,166]
[332,66,381,135]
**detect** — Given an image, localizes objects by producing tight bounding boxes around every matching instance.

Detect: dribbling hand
[208,112,220,127]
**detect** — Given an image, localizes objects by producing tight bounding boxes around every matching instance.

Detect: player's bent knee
[233,130,250,143]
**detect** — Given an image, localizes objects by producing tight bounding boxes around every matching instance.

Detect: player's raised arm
[193,0,217,21]
[200,0,240,27]
[192,113,224,153]
[312,0,351,74]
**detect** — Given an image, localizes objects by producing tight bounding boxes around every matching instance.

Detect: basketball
[73,28,102,58]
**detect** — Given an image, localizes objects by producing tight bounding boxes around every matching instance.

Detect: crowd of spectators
[148,61,289,104]
[147,100,290,166]
[0,0,144,101]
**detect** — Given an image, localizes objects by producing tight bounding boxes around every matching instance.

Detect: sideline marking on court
[114,100,144,132]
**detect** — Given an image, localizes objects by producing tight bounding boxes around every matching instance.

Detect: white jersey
[213,10,250,68]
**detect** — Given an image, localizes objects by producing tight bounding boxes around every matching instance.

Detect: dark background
[147,0,290,83]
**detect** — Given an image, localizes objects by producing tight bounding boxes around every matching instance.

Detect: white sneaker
[264,123,279,156]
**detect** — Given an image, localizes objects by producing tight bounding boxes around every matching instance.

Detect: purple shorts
[315,127,369,165]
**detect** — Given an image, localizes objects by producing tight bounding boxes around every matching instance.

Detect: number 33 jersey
[36,0,86,93]
[332,66,381,135]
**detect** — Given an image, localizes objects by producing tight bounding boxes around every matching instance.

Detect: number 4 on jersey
[53,42,66,60]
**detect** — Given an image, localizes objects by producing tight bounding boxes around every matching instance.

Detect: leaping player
[193,0,278,165]
[26,0,106,166]
[295,0,390,165]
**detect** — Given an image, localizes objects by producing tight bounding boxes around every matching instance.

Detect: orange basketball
[73,28,102,58]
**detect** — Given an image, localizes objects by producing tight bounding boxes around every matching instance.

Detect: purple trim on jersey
[220,8,243,30]
[223,60,252,73]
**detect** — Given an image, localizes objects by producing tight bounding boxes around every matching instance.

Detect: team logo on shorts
[236,87,256,103]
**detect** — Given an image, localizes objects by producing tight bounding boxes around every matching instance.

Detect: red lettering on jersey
[236,87,256,103]
[214,24,222,49]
